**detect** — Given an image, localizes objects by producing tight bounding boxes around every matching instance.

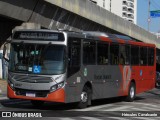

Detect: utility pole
[148,0,151,31]
[110,0,111,12]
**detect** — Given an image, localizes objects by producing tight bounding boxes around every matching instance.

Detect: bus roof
[12,29,155,48]
[79,31,155,47]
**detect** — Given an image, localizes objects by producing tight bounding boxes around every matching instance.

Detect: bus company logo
[123,66,131,90]
[2,112,11,117]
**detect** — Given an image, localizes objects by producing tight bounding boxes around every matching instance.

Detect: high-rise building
[90,0,137,24]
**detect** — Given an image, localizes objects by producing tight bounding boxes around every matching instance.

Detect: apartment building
[90,0,137,24]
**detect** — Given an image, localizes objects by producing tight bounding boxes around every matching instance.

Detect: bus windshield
[9,43,66,75]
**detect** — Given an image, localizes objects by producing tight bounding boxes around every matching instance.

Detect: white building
[90,0,137,24]
[152,32,160,38]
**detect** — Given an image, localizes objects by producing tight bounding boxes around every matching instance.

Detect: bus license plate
[26,93,36,97]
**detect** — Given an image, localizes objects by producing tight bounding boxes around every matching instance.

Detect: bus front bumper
[7,84,65,103]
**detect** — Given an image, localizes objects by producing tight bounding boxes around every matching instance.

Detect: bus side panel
[118,65,133,96]
[142,66,155,91]
[118,65,155,96]
[83,65,123,100]
[131,66,144,94]
[118,65,143,96]
[65,65,123,102]
[65,59,155,103]
[65,70,84,103]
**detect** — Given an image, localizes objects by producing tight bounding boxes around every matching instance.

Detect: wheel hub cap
[130,87,135,98]
[81,92,88,103]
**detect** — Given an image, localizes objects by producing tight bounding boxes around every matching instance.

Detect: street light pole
[148,0,151,31]
[110,0,111,12]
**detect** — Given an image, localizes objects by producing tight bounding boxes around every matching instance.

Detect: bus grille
[12,74,53,83]
[15,88,49,97]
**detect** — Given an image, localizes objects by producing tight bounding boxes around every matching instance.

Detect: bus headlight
[8,74,15,90]
[8,80,14,90]
[50,82,64,92]
[57,82,64,88]
[50,85,57,92]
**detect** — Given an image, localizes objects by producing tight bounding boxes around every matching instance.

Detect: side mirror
[3,44,9,62]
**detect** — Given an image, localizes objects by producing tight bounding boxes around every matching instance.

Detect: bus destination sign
[13,31,65,41]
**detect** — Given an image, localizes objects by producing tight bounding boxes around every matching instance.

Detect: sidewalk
[0,79,7,100]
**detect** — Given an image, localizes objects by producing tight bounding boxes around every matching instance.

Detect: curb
[0,97,8,101]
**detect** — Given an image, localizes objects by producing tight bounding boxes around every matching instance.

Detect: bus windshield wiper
[42,42,52,55]
[39,42,52,65]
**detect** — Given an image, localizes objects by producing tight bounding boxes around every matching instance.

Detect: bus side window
[119,45,130,65]
[110,43,119,65]
[83,41,96,65]
[68,38,81,77]
[148,48,154,66]
[131,45,139,65]
[97,42,108,65]
[119,45,125,65]
[125,45,130,65]
[140,47,147,65]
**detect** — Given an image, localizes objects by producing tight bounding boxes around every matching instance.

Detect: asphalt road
[0,87,160,120]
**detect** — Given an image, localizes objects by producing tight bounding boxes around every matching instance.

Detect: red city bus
[3,30,156,108]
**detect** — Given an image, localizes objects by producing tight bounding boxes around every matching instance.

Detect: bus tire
[78,86,91,109]
[125,82,136,102]
[31,100,44,107]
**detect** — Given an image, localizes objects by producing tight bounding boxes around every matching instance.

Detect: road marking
[127,102,160,108]
[109,117,129,120]
[0,97,8,100]
[133,117,157,120]
[59,118,75,120]
[73,104,115,111]
[142,107,160,111]
[130,107,147,111]
[81,117,102,120]
[103,106,132,111]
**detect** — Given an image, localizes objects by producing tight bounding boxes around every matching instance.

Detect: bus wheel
[125,82,136,102]
[31,100,44,107]
[78,86,91,109]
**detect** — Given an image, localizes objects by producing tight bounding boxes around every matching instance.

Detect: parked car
[156,72,160,87]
